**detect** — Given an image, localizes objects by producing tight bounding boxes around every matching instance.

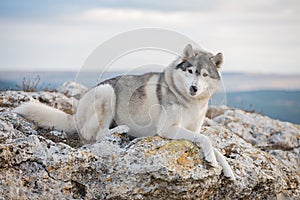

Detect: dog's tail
[13,102,77,133]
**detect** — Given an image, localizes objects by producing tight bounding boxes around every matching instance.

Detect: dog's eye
[188,69,193,74]
[203,73,208,77]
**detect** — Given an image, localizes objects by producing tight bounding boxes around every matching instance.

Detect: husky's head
[173,44,223,99]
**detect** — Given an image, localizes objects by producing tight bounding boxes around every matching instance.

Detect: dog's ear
[211,52,223,70]
[183,44,195,59]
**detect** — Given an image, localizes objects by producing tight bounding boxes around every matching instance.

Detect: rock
[208,106,300,174]
[0,89,299,199]
[57,81,88,100]
[0,90,75,114]
[206,105,227,119]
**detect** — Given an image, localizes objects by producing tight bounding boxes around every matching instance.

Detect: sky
[0,0,299,74]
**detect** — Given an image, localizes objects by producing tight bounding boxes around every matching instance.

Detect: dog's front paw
[224,169,236,181]
[202,147,218,167]
[205,156,218,167]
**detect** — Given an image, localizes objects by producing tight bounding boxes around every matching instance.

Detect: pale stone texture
[0,83,299,199]
[57,81,88,100]
[207,106,300,174]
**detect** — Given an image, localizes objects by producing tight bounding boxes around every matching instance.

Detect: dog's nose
[190,85,198,94]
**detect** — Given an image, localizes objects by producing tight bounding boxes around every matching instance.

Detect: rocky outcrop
[0,83,299,199]
[207,106,300,174]
[57,81,88,100]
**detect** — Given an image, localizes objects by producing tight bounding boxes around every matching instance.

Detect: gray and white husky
[14,44,235,180]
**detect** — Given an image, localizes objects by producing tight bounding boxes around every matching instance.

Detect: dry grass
[16,75,41,92]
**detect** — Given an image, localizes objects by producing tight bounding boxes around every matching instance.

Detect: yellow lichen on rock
[176,152,193,167]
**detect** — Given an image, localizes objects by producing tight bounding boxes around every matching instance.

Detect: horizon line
[0,69,300,76]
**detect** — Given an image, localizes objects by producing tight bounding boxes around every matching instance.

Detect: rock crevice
[0,83,299,199]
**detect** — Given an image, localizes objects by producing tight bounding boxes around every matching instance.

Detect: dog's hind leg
[76,84,130,142]
[74,84,126,142]
[94,85,130,140]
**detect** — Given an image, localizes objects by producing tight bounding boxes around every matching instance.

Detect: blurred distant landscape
[0,71,299,124]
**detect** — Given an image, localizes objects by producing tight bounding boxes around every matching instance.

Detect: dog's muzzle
[189,85,198,96]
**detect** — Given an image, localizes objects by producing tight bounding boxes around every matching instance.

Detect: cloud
[69,8,188,25]
[0,1,299,73]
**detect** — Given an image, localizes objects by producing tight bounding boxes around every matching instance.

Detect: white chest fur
[180,100,208,132]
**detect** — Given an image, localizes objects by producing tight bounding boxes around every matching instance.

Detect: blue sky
[0,0,299,73]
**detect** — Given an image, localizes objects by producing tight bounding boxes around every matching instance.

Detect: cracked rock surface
[207,106,300,174]
[0,83,299,199]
